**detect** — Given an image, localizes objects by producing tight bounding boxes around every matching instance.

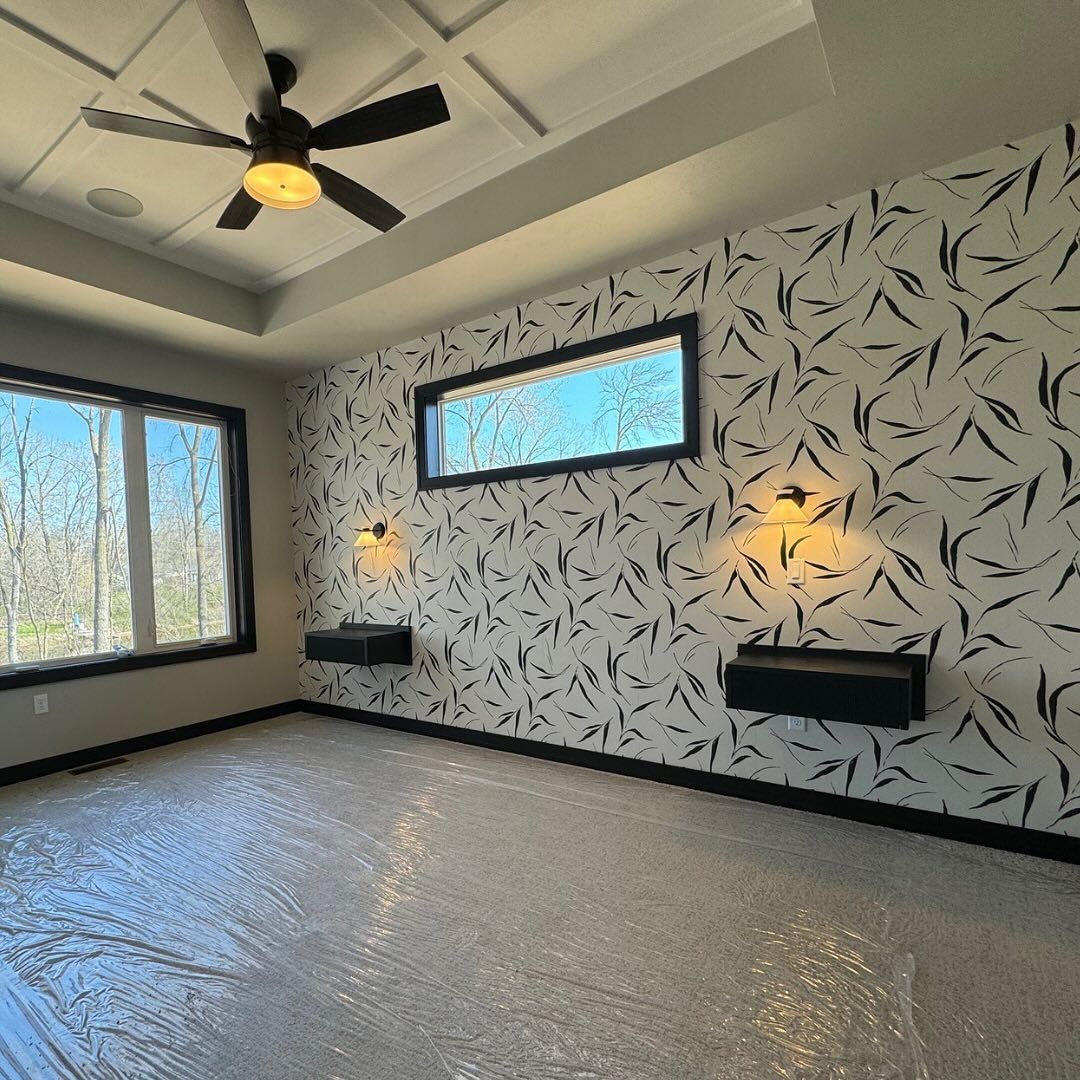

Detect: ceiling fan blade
[81,107,248,151]
[312,164,405,232]
[309,84,450,151]
[193,0,280,123]
[217,187,262,230]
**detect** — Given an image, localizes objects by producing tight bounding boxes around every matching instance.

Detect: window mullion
[122,408,156,653]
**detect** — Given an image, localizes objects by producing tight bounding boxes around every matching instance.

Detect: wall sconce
[354,522,386,548]
[762,486,807,525]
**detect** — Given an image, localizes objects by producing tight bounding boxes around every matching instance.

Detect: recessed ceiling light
[86,187,144,218]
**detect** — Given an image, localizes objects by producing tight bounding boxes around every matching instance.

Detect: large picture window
[415,315,699,490]
[0,364,254,689]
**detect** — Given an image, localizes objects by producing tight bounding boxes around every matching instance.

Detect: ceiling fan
[80,0,450,232]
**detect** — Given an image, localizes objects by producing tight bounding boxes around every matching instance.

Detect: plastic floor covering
[0,713,1077,1079]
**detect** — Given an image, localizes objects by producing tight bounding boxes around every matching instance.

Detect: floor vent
[69,757,129,776]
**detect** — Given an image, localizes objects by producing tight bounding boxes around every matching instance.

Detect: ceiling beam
[365,0,544,144]
[0,201,258,332]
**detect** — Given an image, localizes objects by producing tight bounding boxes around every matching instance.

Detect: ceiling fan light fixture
[243,144,320,209]
[82,0,452,233]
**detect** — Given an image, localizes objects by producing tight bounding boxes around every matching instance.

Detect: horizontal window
[0,364,254,690]
[415,315,699,490]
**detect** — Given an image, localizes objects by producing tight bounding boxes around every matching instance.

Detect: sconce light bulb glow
[762,487,808,525]
[354,522,386,547]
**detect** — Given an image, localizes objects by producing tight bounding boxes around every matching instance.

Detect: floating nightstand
[304,622,412,666]
[724,644,925,730]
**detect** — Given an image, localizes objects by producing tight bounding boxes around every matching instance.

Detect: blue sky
[541,348,682,443]
[444,347,683,463]
[2,391,223,528]
[3,390,211,461]
[4,391,121,443]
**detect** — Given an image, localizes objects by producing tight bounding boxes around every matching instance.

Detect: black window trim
[0,361,256,692]
[415,314,700,491]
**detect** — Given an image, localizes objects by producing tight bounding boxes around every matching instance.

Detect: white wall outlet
[33,693,49,715]
[787,558,806,587]
[787,715,805,732]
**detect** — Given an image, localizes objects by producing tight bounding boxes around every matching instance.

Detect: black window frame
[0,362,256,692]
[415,314,699,491]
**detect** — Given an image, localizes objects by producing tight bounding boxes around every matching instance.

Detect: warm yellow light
[243,159,320,210]
[762,488,808,525]
[354,523,385,548]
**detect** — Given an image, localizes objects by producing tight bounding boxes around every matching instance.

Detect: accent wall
[289,120,1080,836]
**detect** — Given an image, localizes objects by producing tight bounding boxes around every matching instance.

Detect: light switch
[787,558,806,587]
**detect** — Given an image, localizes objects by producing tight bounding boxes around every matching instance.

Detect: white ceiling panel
[46,130,243,239]
[140,24,250,136]
[0,0,176,72]
[0,46,87,187]
[177,193,359,281]
[470,0,796,129]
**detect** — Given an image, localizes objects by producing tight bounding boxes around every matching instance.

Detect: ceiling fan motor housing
[245,108,314,180]
[265,52,297,97]
[246,108,311,152]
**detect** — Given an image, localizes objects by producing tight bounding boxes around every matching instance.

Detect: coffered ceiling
[1,1,1079,377]
[0,0,814,290]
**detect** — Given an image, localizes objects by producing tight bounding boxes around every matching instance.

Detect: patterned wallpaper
[289,121,1080,836]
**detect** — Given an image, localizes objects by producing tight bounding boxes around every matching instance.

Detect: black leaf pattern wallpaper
[289,121,1080,836]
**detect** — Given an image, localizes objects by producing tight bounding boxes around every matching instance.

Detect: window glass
[0,390,131,665]
[0,370,249,682]
[441,346,684,474]
[417,319,697,489]
[145,417,229,643]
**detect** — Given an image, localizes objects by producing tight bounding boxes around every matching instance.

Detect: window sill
[0,639,256,692]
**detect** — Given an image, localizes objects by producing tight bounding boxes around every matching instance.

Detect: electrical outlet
[33,693,49,716]
[787,715,805,732]
[787,558,806,587]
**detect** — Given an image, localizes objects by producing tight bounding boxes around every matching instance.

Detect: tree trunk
[187,427,208,637]
[3,582,17,665]
[1,519,18,665]
[91,411,112,652]
[1,397,32,665]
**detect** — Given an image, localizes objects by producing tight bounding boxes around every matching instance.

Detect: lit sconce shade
[354,522,386,548]
[762,486,808,525]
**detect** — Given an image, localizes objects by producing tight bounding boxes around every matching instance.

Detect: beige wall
[0,306,296,768]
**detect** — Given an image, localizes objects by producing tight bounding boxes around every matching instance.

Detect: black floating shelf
[305,623,412,667]
[724,644,925,730]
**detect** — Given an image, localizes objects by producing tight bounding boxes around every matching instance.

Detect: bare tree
[72,406,114,651]
[444,382,586,472]
[593,358,682,451]
[176,425,220,638]
[27,441,95,659]
[145,423,222,641]
[0,395,33,664]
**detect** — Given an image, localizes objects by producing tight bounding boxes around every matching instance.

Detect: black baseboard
[302,700,1080,865]
[0,699,304,789]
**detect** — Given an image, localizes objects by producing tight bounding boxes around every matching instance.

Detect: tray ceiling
[0,0,814,291]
